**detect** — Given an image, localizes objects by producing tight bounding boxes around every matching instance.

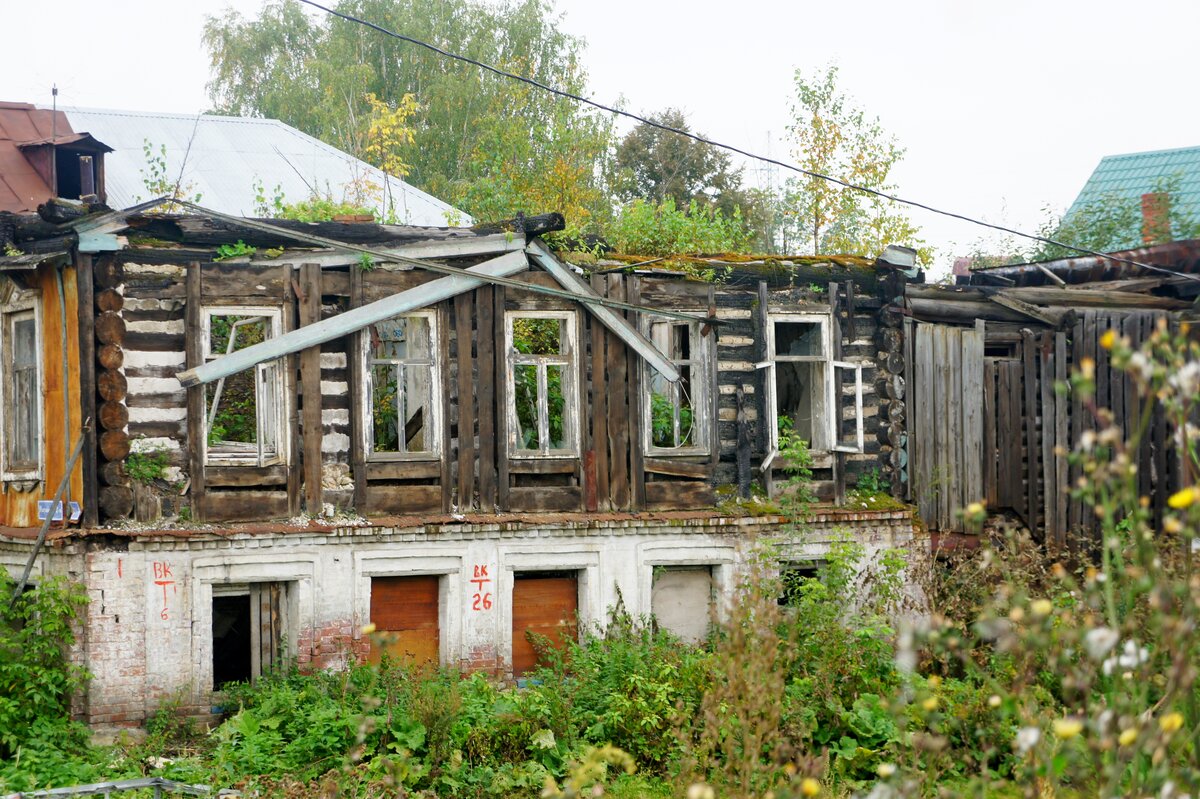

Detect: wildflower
[988,695,1002,708]
[1168,487,1197,510]
[1129,352,1153,382]
[922,696,938,712]
[1119,728,1139,747]
[877,763,896,778]
[1008,606,1026,623]
[800,778,821,797]
[926,674,942,688]
[1084,627,1119,660]
[1118,639,1149,669]
[1159,712,1185,733]
[1100,329,1117,350]
[1053,718,1084,739]
[1031,599,1053,617]
[1168,361,1200,396]
[687,784,715,799]
[1015,726,1040,754]
[360,623,377,635]
[1165,517,1184,534]
[1080,357,1095,379]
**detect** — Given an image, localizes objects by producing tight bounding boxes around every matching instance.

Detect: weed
[214,240,257,261]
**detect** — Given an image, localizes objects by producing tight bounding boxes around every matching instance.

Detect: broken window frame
[360,310,442,461]
[504,310,580,458]
[761,313,864,470]
[200,307,289,468]
[640,318,712,456]
[0,288,43,484]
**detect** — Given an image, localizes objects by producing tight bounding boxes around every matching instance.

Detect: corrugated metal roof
[1066,145,1200,238]
[0,102,71,213]
[55,107,468,226]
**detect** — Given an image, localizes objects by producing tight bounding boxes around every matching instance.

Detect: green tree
[780,65,929,262]
[204,0,615,236]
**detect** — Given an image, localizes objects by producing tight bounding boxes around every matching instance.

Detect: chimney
[1141,191,1171,245]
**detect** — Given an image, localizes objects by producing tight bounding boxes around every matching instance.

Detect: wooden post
[348,264,367,513]
[627,275,645,510]
[455,292,476,510]
[494,285,510,509]
[477,286,497,512]
[185,261,206,522]
[299,263,323,514]
[589,276,610,510]
[75,253,99,527]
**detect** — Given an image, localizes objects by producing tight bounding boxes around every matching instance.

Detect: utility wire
[297,0,1200,284]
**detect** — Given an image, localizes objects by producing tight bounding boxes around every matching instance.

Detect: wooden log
[99,460,129,487]
[98,401,129,431]
[95,288,124,313]
[97,370,128,402]
[95,311,126,345]
[100,430,131,461]
[94,259,124,289]
[98,485,134,518]
[97,343,124,370]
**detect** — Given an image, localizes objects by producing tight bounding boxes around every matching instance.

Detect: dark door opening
[512,571,578,677]
[212,594,252,688]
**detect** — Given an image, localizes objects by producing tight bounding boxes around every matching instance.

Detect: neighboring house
[1066,145,1200,247]
[0,181,915,725]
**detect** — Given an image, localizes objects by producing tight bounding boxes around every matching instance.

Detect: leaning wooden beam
[177,250,528,388]
[988,294,1068,327]
[526,239,680,383]
[247,231,526,267]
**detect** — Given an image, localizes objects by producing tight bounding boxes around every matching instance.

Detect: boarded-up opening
[511,571,578,676]
[651,566,713,644]
[369,575,440,666]
[212,582,288,689]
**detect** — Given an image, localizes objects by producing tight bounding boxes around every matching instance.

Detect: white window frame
[505,310,579,458]
[360,310,442,461]
[0,285,44,484]
[641,317,712,456]
[200,307,289,467]
[760,313,863,470]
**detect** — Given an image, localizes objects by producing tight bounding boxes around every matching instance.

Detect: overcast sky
[3,0,1197,270]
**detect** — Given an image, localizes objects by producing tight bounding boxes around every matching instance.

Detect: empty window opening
[202,309,286,466]
[651,566,714,644]
[367,314,440,459]
[507,314,578,456]
[778,561,823,607]
[369,575,440,667]
[512,571,578,676]
[211,582,289,690]
[54,149,97,200]
[645,320,709,453]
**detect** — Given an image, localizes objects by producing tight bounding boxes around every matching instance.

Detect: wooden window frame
[0,288,44,485]
[761,313,863,469]
[200,306,289,468]
[360,310,443,462]
[504,310,580,459]
[640,317,713,456]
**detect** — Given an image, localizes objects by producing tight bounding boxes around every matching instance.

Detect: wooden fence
[910,310,1178,544]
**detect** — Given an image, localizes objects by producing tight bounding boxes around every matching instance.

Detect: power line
[297,0,1200,283]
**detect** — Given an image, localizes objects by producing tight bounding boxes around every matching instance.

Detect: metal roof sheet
[0,102,71,213]
[54,107,468,226]
[1066,145,1200,243]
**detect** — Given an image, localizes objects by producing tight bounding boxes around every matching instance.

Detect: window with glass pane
[7,312,39,472]
[769,316,832,455]
[646,320,707,453]
[203,310,285,465]
[368,315,439,458]
[508,313,576,456]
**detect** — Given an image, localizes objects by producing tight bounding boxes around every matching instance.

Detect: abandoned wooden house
[0,195,915,726]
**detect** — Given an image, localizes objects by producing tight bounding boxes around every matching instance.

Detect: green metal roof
[1067,145,1200,223]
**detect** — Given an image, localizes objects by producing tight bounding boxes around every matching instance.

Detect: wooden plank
[1110,314,1126,454]
[203,490,289,522]
[477,286,497,512]
[178,251,529,388]
[494,286,510,509]
[76,253,99,527]
[455,292,476,510]
[962,321,984,514]
[645,480,715,510]
[365,484,443,514]
[607,275,630,509]
[365,460,442,480]
[349,265,367,512]
[914,324,935,525]
[285,264,303,518]
[643,458,710,479]
[1095,312,1110,422]
[184,261,206,522]
[931,325,948,529]
[1008,360,1025,524]
[589,276,610,510]
[206,465,289,487]
[1068,317,1084,533]
[1081,312,1098,539]
[1054,332,1069,548]
[627,275,645,510]
[903,317,914,501]
[996,360,1013,513]
[1040,332,1056,545]
[1151,322,1168,533]
[507,486,583,513]
[299,263,323,514]
[438,303,453,513]
[1022,329,1040,535]
[509,459,578,475]
[983,359,998,508]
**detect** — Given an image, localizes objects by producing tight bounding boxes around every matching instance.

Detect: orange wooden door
[370,575,440,666]
[511,573,578,676]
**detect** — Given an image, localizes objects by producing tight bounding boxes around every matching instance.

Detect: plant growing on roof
[135,139,203,212]
[215,240,257,260]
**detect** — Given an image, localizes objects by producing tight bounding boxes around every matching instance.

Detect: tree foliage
[780,65,929,262]
[203,0,614,235]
